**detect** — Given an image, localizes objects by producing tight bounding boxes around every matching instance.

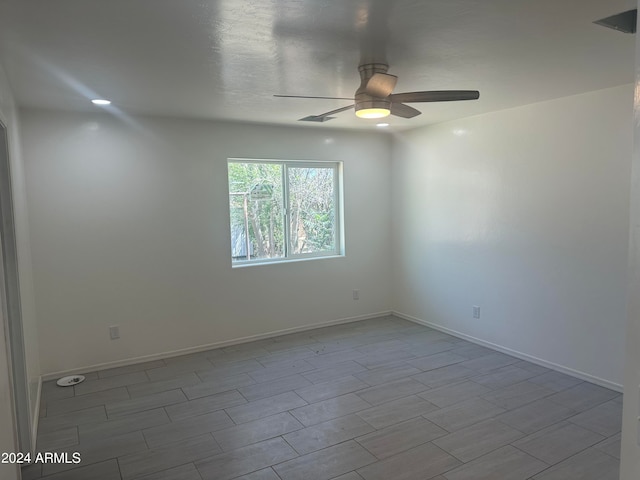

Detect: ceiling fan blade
[389,90,480,103]
[364,73,398,98]
[275,95,353,100]
[299,104,354,122]
[390,103,421,118]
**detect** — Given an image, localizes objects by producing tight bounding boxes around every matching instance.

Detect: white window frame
[228,158,344,267]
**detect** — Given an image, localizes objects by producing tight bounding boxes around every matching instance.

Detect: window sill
[232,254,345,268]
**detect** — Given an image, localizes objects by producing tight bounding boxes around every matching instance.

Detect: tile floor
[24,316,622,480]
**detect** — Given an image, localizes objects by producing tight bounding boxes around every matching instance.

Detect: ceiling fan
[275,63,480,122]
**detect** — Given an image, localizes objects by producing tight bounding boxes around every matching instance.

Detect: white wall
[20,110,392,375]
[392,85,632,388]
[620,9,640,477]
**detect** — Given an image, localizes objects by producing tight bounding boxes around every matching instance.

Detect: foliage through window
[228,160,342,264]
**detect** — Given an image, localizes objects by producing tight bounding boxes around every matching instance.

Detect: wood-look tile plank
[234,468,281,480]
[356,395,438,429]
[182,373,255,400]
[567,399,622,437]
[97,360,165,379]
[458,353,520,374]
[290,393,370,427]
[38,406,107,432]
[353,339,410,355]
[143,410,234,448]
[354,350,416,369]
[357,442,461,480]
[432,419,524,462]
[239,374,312,402]
[425,398,506,432]
[302,361,368,384]
[195,437,297,480]
[73,371,149,397]
[443,445,547,480]
[36,425,78,451]
[275,440,376,480]
[304,350,366,369]
[471,365,538,390]
[294,376,369,403]
[146,358,215,382]
[480,381,554,410]
[78,408,170,443]
[531,448,619,480]
[355,417,447,459]
[46,387,130,416]
[39,459,121,480]
[418,381,491,409]
[512,421,605,465]
[256,346,318,367]
[355,378,427,406]
[226,391,307,424]
[593,433,621,459]
[165,390,246,421]
[353,363,422,387]
[130,463,202,480]
[331,473,365,480]
[496,398,576,434]
[106,389,187,417]
[197,359,265,382]
[119,434,220,480]
[527,370,583,392]
[42,431,148,476]
[545,383,619,412]
[283,414,374,455]
[411,365,477,388]
[407,352,467,371]
[511,360,550,375]
[213,412,302,452]
[449,344,495,360]
[127,373,201,398]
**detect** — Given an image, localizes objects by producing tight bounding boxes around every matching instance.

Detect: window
[227,159,343,265]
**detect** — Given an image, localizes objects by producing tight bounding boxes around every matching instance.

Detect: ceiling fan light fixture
[356,108,390,119]
[355,99,391,119]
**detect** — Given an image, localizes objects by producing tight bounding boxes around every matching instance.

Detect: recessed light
[376,123,389,127]
[91,99,111,106]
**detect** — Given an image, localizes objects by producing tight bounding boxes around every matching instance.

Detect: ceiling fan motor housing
[355,63,391,115]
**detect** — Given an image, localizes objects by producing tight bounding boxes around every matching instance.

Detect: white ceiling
[0,0,636,130]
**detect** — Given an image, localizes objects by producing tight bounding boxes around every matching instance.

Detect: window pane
[228,162,284,261]
[288,166,336,255]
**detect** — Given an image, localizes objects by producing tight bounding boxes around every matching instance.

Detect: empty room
[1,1,640,479]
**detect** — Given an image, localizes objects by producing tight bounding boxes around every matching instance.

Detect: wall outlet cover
[109,325,120,340]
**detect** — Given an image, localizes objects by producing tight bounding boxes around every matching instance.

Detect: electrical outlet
[109,325,120,340]
[473,306,481,319]
[353,290,360,300]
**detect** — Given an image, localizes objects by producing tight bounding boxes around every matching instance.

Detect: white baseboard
[41,311,393,381]
[393,311,623,393]
[30,377,41,454]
